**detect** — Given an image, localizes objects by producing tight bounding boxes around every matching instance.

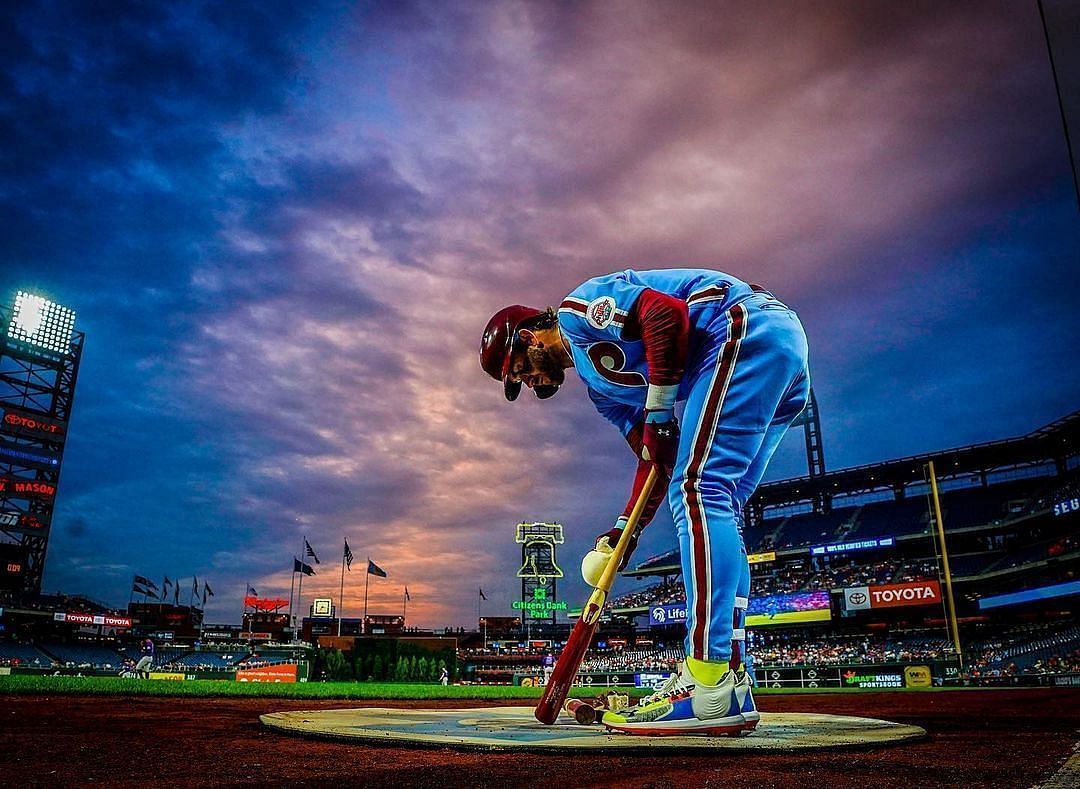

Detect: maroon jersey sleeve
[622,288,689,387]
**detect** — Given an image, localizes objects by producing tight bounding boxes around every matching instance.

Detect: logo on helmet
[587,296,617,329]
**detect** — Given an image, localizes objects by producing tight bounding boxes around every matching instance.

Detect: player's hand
[640,409,679,470]
[581,517,638,586]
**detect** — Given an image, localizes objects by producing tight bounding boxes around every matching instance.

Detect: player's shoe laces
[733,669,759,730]
[601,664,745,736]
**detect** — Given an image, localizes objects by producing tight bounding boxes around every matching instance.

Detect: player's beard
[527,345,565,386]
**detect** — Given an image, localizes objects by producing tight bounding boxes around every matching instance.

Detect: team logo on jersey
[586,296,617,329]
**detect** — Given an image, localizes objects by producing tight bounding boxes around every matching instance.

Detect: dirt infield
[1,688,1076,787]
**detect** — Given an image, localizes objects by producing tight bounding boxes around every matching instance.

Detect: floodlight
[6,291,76,356]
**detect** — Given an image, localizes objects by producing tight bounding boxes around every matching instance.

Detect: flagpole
[402,587,407,624]
[363,558,370,636]
[479,588,486,650]
[288,561,296,639]
[338,541,346,638]
[297,535,306,640]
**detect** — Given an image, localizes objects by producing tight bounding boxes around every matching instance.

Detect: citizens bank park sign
[843,580,942,611]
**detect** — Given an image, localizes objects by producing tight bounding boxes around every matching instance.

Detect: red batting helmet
[480,305,554,401]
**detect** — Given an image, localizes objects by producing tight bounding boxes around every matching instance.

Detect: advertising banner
[651,591,832,628]
[649,602,688,626]
[841,668,905,688]
[1052,497,1079,517]
[0,509,50,534]
[810,537,894,556]
[904,665,932,687]
[1,407,66,439]
[978,579,1080,610]
[844,580,941,611]
[244,596,289,612]
[53,612,132,628]
[867,580,941,609]
[149,672,186,681]
[0,440,60,470]
[0,476,56,501]
[844,587,872,611]
[237,663,298,683]
[746,551,776,565]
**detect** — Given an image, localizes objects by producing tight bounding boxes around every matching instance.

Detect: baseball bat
[534,466,658,724]
[564,698,598,725]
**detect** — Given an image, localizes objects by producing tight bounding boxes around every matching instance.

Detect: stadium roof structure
[624,408,1080,578]
[750,409,1078,513]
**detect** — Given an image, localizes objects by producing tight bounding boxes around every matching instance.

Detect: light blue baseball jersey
[557,268,757,435]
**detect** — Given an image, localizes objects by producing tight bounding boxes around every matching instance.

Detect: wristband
[645,383,678,413]
[612,516,630,532]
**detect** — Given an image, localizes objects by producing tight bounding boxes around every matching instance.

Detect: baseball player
[480,268,809,735]
[135,637,154,679]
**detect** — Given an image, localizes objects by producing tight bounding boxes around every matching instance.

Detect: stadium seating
[946,552,999,578]
[118,645,190,668]
[168,651,243,669]
[611,580,683,610]
[773,508,854,549]
[970,623,1080,674]
[40,643,125,669]
[0,641,56,667]
[580,635,952,672]
[847,497,929,540]
[980,538,1069,573]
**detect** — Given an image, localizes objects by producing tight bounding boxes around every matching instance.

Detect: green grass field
[0,674,966,700]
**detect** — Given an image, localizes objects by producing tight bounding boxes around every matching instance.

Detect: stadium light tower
[0,291,83,596]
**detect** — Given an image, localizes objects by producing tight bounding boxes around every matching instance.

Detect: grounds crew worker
[481,268,809,735]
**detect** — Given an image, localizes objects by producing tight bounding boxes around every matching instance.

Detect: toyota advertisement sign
[844,580,942,611]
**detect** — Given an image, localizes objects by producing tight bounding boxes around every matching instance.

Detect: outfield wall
[5,662,309,682]
[513,659,963,689]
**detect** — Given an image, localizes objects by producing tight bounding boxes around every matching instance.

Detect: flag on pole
[305,539,320,564]
[247,585,258,596]
[367,559,387,578]
[192,576,199,598]
[405,586,411,602]
[479,588,488,601]
[132,580,155,598]
[134,575,158,592]
[174,581,180,605]
[294,558,316,576]
[162,576,171,597]
[344,539,354,570]
[202,581,214,604]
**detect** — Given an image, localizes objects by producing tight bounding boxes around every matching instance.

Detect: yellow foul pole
[928,461,963,669]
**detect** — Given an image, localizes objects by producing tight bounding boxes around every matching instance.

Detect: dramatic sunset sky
[3,1,1077,626]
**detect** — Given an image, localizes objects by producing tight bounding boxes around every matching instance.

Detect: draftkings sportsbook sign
[843,580,942,611]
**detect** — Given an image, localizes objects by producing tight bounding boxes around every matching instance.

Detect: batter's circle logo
[849,592,867,605]
[586,296,617,329]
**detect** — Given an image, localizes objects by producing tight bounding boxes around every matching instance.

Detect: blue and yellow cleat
[734,669,759,731]
[602,665,745,736]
